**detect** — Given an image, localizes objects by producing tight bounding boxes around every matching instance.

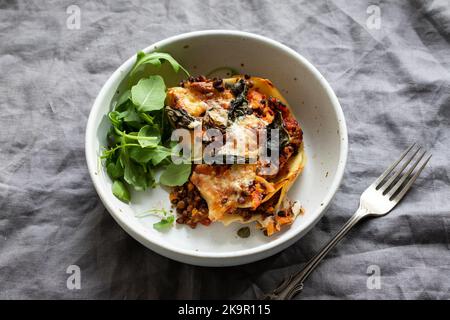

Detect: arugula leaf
[131,75,166,112]
[159,162,192,186]
[130,51,189,77]
[138,112,154,125]
[114,127,160,147]
[108,111,123,128]
[129,145,172,165]
[128,147,153,164]
[146,169,156,189]
[108,105,141,130]
[137,125,161,148]
[120,104,142,129]
[149,146,172,165]
[123,106,139,121]
[121,151,148,191]
[112,180,130,203]
[107,125,123,148]
[115,89,131,108]
[153,215,175,231]
[107,158,124,179]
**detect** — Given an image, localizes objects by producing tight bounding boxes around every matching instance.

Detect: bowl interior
[86,31,347,266]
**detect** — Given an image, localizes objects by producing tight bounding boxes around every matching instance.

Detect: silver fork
[262,143,431,300]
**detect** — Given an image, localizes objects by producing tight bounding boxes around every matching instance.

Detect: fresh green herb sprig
[102,52,192,204]
[153,215,175,231]
[135,208,175,231]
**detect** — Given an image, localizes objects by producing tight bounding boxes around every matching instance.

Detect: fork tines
[373,143,431,202]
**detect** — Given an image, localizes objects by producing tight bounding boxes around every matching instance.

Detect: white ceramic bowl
[85,30,348,266]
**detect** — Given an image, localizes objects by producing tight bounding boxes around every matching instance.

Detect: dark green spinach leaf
[268,111,290,150]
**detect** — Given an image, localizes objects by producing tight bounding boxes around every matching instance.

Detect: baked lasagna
[166,75,305,236]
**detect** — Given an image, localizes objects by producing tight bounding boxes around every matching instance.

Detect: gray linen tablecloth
[1,0,449,299]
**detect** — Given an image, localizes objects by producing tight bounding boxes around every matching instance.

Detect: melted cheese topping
[190,164,257,221]
[166,87,208,117]
[166,86,233,117]
[204,105,228,127]
[216,115,267,160]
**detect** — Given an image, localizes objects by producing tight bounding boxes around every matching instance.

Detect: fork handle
[262,206,369,300]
